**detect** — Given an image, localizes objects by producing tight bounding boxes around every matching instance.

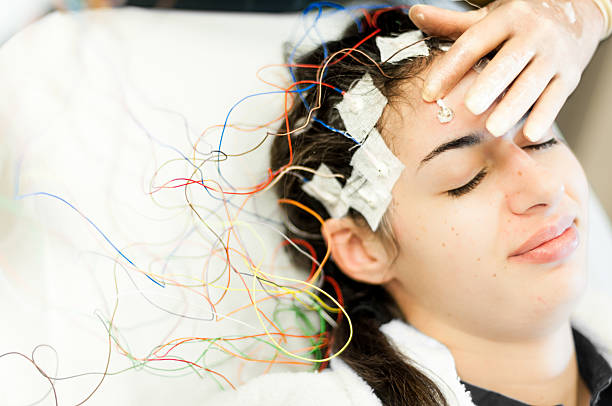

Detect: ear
[321,217,394,285]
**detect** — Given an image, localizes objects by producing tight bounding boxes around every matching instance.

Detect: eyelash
[446,138,559,198]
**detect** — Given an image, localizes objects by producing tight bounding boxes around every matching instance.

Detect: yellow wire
[250,199,352,363]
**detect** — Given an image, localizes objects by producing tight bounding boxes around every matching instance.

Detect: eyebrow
[417,132,484,172]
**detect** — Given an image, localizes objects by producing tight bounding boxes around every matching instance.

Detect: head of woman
[270,7,589,405]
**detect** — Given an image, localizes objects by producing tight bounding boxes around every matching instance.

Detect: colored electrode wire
[3,3,426,402]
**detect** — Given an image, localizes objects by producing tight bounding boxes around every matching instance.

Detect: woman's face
[382,67,589,340]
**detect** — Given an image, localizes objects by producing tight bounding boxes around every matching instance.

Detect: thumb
[409,5,488,39]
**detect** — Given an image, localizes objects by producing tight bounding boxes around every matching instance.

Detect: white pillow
[0,8,311,405]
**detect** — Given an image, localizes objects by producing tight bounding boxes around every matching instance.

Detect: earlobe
[322,217,393,285]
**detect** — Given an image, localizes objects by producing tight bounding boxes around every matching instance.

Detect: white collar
[330,316,612,406]
[379,319,476,406]
[328,319,476,406]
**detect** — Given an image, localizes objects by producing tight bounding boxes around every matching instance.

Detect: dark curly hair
[270,7,453,405]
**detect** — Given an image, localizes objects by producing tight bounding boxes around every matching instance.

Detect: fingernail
[486,115,507,137]
[524,125,543,142]
[409,5,425,19]
[465,94,490,115]
[422,80,439,101]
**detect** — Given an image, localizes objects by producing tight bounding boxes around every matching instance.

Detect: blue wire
[313,118,359,143]
[216,89,304,172]
[15,191,165,288]
[289,3,340,108]
[287,2,393,141]
[10,3,400,294]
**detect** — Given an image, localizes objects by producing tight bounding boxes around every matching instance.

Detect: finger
[465,38,537,117]
[484,58,555,137]
[408,4,487,39]
[523,76,576,142]
[421,7,511,102]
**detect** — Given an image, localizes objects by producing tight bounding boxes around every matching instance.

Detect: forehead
[382,68,487,170]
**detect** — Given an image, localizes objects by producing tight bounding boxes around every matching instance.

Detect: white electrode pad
[303,57,410,230]
[335,73,386,143]
[302,127,404,230]
[302,164,349,219]
[350,128,404,194]
[345,128,404,229]
[376,30,429,63]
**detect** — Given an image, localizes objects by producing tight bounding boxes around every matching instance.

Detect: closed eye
[446,137,559,198]
[523,137,558,151]
[447,168,487,198]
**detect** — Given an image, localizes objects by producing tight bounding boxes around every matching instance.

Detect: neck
[406,310,589,406]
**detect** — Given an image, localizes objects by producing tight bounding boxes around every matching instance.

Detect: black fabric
[124,0,350,12]
[460,327,612,406]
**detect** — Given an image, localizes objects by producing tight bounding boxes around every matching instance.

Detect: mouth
[508,216,579,264]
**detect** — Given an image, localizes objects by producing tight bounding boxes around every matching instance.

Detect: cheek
[390,192,499,274]
[563,149,589,208]
[557,148,590,254]
[389,196,506,316]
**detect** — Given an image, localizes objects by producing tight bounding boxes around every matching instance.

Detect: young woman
[212,6,612,406]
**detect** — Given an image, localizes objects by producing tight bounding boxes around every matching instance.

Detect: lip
[509,214,577,258]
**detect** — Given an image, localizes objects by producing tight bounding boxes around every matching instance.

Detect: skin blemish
[517,170,522,176]
[442,242,446,247]
[492,273,496,277]
[451,226,455,231]
[476,257,481,262]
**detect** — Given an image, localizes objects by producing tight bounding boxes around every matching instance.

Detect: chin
[531,247,589,327]
[549,221,589,302]
[506,240,588,327]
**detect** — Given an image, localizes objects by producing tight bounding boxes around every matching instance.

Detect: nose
[502,144,565,216]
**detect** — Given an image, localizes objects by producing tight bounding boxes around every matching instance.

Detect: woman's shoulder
[208,358,382,406]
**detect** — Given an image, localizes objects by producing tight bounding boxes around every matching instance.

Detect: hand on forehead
[382,66,536,172]
[408,0,607,141]
[383,68,483,156]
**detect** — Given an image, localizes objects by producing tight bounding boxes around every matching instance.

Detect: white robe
[209,318,612,406]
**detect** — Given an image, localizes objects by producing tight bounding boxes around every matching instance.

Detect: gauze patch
[301,129,404,231]
[335,73,386,143]
[346,128,404,230]
[303,72,405,231]
[302,164,349,218]
[376,30,429,63]
[343,175,392,231]
[350,128,404,193]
